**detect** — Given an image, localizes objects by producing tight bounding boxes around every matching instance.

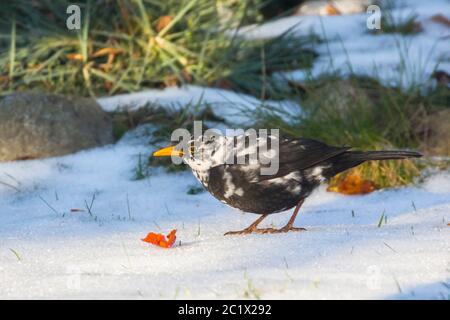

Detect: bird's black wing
[232,136,350,182]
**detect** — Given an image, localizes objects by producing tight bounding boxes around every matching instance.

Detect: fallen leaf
[92,47,123,58]
[142,229,177,248]
[163,74,179,87]
[430,14,450,28]
[327,172,376,195]
[214,79,234,90]
[181,68,193,83]
[66,53,84,61]
[157,15,173,32]
[0,75,9,84]
[325,4,341,16]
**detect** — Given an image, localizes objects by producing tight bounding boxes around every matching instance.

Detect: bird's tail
[323,150,422,178]
[345,150,423,161]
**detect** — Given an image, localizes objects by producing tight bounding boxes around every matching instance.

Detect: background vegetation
[0,0,316,98]
[0,0,448,189]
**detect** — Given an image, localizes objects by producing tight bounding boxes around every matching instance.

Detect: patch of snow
[1,0,449,300]
[242,0,450,89]
[97,85,299,125]
[296,0,374,16]
[0,129,448,299]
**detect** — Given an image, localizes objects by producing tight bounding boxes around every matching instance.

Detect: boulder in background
[0,93,114,161]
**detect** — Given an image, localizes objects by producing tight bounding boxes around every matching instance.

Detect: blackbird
[154,134,422,235]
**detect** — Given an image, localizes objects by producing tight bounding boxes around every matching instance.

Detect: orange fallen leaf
[325,4,341,16]
[157,15,173,32]
[327,172,376,195]
[142,229,177,248]
[66,53,84,61]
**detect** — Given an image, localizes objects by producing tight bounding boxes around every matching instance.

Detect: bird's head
[153,135,227,172]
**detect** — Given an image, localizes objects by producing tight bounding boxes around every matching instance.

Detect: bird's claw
[224,228,255,236]
[257,226,306,234]
[224,226,306,236]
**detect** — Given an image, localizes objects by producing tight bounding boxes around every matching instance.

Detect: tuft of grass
[133,153,149,180]
[187,185,204,195]
[377,13,422,35]
[243,271,261,300]
[38,195,61,216]
[333,159,421,189]
[377,210,386,228]
[8,18,15,91]
[256,75,448,188]
[84,192,98,220]
[0,0,316,98]
[9,248,21,261]
[371,1,422,35]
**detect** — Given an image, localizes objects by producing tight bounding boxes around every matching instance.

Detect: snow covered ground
[243,0,450,89]
[0,128,448,299]
[98,85,299,125]
[1,0,449,300]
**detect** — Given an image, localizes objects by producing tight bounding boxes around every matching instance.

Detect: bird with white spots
[153,133,422,235]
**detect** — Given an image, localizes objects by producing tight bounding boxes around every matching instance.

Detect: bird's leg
[257,199,306,234]
[280,198,306,232]
[224,214,269,236]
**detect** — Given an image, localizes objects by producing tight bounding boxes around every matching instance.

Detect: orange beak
[153,145,184,157]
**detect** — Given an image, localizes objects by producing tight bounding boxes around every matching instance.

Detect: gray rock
[0,93,114,161]
[419,109,450,156]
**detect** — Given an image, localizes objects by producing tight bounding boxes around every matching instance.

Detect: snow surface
[1,0,449,300]
[96,0,450,122]
[0,127,448,299]
[243,0,450,89]
[97,85,299,125]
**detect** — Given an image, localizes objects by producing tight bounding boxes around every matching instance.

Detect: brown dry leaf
[164,74,179,87]
[103,81,113,91]
[0,75,9,84]
[325,4,341,16]
[181,68,193,83]
[99,52,116,72]
[214,79,234,90]
[66,53,84,61]
[157,15,173,32]
[430,14,450,28]
[92,47,123,58]
[327,172,377,195]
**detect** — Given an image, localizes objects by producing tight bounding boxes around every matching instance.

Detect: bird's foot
[224,227,257,236]
[255,226,306,234]
[224,225,306,236]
